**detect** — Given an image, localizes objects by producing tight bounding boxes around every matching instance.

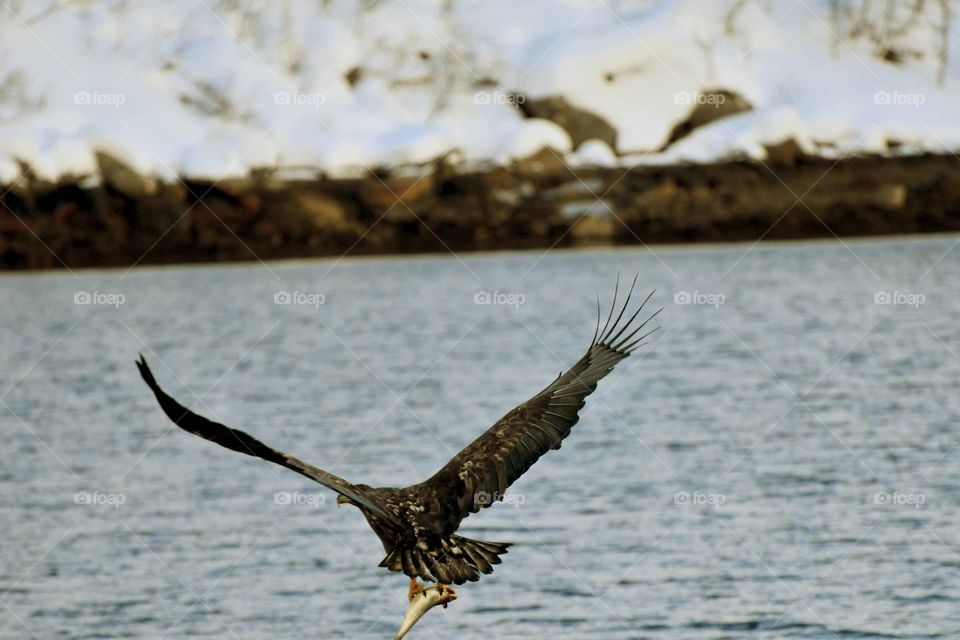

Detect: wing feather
[419,278,659,529]
[135,356,400,526]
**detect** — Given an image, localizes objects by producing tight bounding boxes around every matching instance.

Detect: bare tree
[828,0,954,85]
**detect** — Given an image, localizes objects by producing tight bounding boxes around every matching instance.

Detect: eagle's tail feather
[461,538,503,573]
[436,535,510,584]
[379,549,404,572]
[380,535,511,585]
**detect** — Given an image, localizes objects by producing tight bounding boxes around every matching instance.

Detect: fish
[394,584,457,639]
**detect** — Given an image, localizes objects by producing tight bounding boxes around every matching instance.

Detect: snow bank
[0,0,957,183]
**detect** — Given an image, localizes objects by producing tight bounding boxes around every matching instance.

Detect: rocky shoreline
[1,149,959,271]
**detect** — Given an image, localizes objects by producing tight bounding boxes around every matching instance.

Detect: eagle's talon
[436,583,457,607]
[407,577,426,601]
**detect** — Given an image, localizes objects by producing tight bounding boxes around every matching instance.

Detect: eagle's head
[336,495,354,508]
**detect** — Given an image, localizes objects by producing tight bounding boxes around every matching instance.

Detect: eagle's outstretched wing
[135,356,401,525]
[419,277,659,533]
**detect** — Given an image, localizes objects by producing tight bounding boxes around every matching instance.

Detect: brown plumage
[136,277,659,585]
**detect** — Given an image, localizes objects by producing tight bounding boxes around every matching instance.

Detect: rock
[291,191,347,228]
[490,178,536,208]
[543,178,605,202]
[215,178,258,199]
[874,183,907,210]
[95,151,157,199]
[663,89,752,149]
[245,189,353,249]
[191,215,222,248]
[634,178,681,214]
[360,173,435,218]
[512,146,568,177]
[560,195,618,244]
[344,66,363,87]
[561,199,614,219]
[570,213,618,243]
[519,96,618,151]
[492,189,521,207]
[763,138,805,166]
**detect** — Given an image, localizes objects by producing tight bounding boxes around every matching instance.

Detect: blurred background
[2,2,960,639]
[1,0,959,267]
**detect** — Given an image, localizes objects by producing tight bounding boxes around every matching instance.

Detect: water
[2,235,959,639]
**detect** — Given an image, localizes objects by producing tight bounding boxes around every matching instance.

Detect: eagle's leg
[408,577,426,601]
[436,583,457,608]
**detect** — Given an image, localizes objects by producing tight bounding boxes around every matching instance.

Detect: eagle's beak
[336,495,350,508]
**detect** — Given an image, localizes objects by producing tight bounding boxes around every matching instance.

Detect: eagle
[136,278,659,603]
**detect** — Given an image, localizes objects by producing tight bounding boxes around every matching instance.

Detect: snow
[0,157,19,185]
[0,0,957,184]
[569,139,618,167]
